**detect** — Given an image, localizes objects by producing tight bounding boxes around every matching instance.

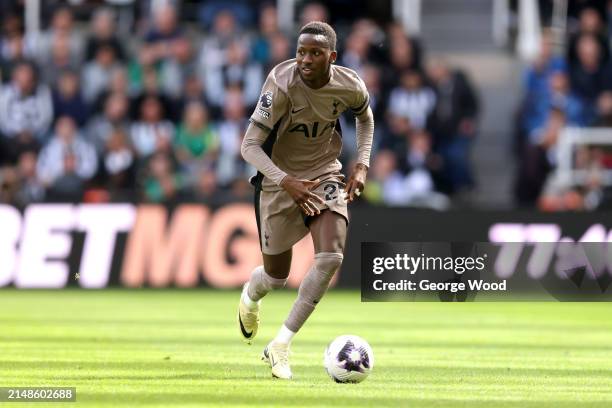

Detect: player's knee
[314,252,344,280]
[257,266,287,289]
[267,273,287,289]
[263,250,292,279]
[298,252,343,305]
[263,264,290,281]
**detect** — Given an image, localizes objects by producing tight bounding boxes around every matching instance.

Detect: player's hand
[280,176,325,216]
[345,163,368,203]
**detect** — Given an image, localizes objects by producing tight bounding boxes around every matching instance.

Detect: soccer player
[238,21,374,379]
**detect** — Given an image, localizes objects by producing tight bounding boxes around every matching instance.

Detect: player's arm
[243,75,292,186]
[243,74,325,215]
[241,122,288,185]
[345,105,374,202]
[241,124,324,215]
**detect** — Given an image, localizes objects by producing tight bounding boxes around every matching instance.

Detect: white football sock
[241,284,260,310]
[273,324,296,345]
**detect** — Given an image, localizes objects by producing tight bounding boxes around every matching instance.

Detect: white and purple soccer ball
[323,335,374,383]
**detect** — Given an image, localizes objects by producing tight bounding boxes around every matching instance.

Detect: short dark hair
[299,21,337,51]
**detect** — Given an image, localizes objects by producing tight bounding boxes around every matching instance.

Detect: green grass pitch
[1,289,611,407]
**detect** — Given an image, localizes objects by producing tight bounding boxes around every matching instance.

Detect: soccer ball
[323,335,374,383]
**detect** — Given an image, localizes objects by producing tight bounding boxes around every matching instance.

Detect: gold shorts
[255,174,348,255]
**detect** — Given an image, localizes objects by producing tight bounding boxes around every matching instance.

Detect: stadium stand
[0,0,610,212]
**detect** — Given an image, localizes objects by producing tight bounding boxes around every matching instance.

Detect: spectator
[176,73,207,117]
[370,126,446,208]
[192,166,222,205]
[143,4,185,65]
[340,30,371,75]
[45,150,85,202]
[569,34,610,102]
[0,32,29,83]
[547,72,592,126]
[37,116,98,188]
[385,22,423,78]
[387,69,436,130]
[82,44,122,104]
[27,7,82,67]
[228,177,252,202]
[523,30,567,102]
[567,7,609,66]
[199,10,244,77]
[539,146,604,211]
[174,101,219,172]
[0,61,53,141]
[142,151,186,203]
[93,66,131,111]
[0,129,40,166]
[341,19,385,74]
[608,0,612,39]
[361,64,386,124]
[0,166,18,203]
[1,13,23,43]
[339,65,386,165]
[427,59,479,193]
[13,150,45,206]
[52,69,89,127]
[378,110,412,153]
[363,149,406,205]
[86,92,131,154]
[101,128,136,198]
[522,71,589,136]
[514,107,566,206]
[517,31,566,156]
[252,4,280,66]
[127,46,177,120]
[198,1,254,29]
[158,37,197,99]
[130,95,174,157]
[84,8,125,62]
[107,67,130,96]
[127,44,157,96]
[385,35,420,93]
[401,129,449,209]
[299,2,329,25]
[265,32,291,73]
[593,91,612,126]
[216,87,249,186]
[204,38,263,110]
[41,31,79,84]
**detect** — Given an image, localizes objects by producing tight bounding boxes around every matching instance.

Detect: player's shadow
[0,335,257,346]
[79,392,420,407]
[0,317,225,326]
[55,373,203,381]
[77,392,604,408]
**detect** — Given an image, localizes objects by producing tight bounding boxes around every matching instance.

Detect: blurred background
[0,0,611,289]
[2,0,612,210]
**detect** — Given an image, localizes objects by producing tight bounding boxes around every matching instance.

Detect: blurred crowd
[0,1,479,209]
[515,4,612,211]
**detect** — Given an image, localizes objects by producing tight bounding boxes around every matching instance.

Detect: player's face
[296,33,336,88]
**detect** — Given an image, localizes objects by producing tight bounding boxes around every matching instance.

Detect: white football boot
[237,283,259,344]
[262,341,292,380]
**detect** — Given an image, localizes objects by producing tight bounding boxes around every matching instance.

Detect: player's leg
[245,250,292,303]
[264,210,346,379]
[239,250,291,343]
[282,210,346,339]
[240,185,302,344]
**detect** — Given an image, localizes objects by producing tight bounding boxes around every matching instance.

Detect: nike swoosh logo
[291,107,305,114]
[269,350,276,366]
[238,313,253,338]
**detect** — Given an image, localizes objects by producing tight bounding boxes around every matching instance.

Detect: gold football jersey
[249,59,369,191]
